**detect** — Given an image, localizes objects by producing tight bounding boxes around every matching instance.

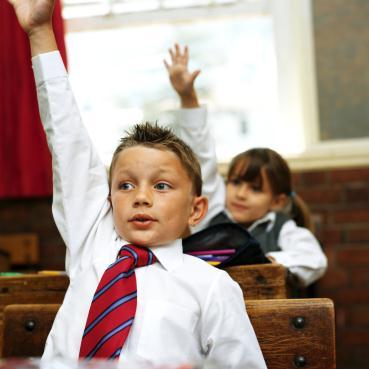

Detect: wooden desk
[247,298,336,369]
[2,298,336,369]
[226,263,288,300]
[0,275,68,354]
[0,264,289,355]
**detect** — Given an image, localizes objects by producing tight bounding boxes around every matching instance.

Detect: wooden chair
[2,304,61,358]
[247,298,336,369]
[226,263,289,299]
[2,298,336,369]
[0,274,69,354]
[0,234,39,266]
[0,266,288,355]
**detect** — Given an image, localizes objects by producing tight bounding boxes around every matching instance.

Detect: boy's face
[110,146,207,247]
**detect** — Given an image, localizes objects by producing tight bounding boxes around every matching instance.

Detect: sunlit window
[63,0,369,170]
[63,0,297,166]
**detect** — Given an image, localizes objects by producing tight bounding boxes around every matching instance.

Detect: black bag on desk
[183,222,270,268]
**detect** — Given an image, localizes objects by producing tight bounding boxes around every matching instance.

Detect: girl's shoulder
[267,211,293,239]
[278,215,319,242]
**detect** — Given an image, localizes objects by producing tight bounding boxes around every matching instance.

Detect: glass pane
[66,15,279,165]
[314,0,369,141]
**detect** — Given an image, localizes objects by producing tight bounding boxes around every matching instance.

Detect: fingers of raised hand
[169,43,187,64]
[163,58,170,71]
[184,45,189,62]
[168,47,175,62]
[189,69,201,84]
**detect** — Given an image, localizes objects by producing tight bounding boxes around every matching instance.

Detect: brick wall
[312,2,369,366]
[1,165,369,368]
[293,166,369,369]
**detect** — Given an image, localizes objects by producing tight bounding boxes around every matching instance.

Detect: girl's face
[226,167,283,228]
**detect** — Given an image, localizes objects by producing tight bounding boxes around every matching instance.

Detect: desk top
[0,263,289,301]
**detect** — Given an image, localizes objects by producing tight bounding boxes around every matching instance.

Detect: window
[64,0,369,169]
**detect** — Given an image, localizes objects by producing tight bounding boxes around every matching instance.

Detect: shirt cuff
[266,251,296,268]
[32,51,67,86]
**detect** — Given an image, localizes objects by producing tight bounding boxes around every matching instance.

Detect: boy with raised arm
[8,0,267,367]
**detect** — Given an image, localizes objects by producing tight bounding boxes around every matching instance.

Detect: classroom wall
[311,2,369,366]
[293,166,369,369]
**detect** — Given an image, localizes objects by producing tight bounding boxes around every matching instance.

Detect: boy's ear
[188,196,208,227]
[270,193,288,211]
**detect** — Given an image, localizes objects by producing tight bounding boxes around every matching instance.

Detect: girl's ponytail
[289,193,314,233]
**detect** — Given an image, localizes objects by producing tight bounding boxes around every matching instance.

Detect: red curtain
[0,0,67,198]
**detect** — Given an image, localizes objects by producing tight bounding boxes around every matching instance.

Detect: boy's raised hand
[7,0,54,34]
[7,0,57,55]
[164,44,200,108]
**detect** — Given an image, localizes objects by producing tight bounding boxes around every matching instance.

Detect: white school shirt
[176,107,327,287]
[32,52,267,369]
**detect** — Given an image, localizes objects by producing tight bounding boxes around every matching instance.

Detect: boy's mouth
[129,214,157,228]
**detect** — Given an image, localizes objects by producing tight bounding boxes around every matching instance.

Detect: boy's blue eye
[119,182,134,190]
[155,182,171,190]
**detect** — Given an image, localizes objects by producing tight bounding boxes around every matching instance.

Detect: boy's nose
[133,188,153,207]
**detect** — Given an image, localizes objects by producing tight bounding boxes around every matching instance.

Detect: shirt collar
[149,239,184,272]
[247,211,276,232]
[225,208,277,232]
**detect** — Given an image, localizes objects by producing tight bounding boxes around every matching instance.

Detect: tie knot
[118,244,156,270]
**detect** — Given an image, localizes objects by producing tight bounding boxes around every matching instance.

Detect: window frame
[271,0,369,170]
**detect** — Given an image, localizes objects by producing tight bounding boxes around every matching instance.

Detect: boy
[8,0,267,367]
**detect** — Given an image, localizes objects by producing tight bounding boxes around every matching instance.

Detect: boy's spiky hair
[109,122,202,196]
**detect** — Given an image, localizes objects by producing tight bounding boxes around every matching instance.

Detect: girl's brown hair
[228,148,313,231]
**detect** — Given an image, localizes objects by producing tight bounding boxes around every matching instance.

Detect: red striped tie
[79,244,156,360]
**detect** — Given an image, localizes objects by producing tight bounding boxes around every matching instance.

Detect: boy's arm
[165,44,226,230]
[9,0,112,272]
[202,272,267,368]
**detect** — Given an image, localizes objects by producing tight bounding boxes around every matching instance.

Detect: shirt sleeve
[201,272,267,369]
[267,220,328,287]
[32,51,113,273]
[175,106,226,232]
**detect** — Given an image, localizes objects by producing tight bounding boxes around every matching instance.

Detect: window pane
[314,0,369,141]
[66,15,279,165]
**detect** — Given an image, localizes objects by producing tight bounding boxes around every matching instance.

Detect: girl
[164,44,327,287]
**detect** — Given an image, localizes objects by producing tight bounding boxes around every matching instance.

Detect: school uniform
[32,51,267,368]
[176,106,328,287]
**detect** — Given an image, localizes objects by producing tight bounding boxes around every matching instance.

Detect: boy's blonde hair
[109,122,202,196]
